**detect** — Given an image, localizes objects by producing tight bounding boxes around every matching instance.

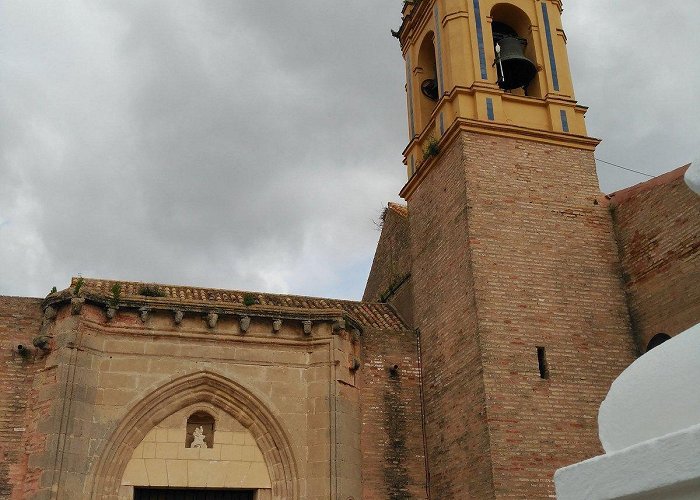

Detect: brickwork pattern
[359,327,426,500]
[408,131,639,498]
[460,131,638,498]
[0,296,43,500]
[363,203,415,327]
[610,167,700,350]
[407,135,495,499]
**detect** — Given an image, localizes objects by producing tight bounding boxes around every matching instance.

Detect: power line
[595,158,656,179]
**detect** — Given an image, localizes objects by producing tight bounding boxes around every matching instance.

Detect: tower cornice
[399,116,599,200]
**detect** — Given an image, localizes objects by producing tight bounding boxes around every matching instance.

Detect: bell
[495,36,537,91]
[421,78,439,101]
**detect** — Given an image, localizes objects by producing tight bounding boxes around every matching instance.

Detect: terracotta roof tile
[71,277,408,331]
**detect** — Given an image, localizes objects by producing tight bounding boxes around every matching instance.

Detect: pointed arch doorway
[90,371,299,499]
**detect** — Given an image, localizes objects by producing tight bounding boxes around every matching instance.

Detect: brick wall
[359,327,427,500]
[0,296,43,499]
[363,204,414,327]
[407,131,638,498]
[610,166,700,351]
[407,135,494,499]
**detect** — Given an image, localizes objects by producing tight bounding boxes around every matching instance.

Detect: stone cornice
[43,290,366,335]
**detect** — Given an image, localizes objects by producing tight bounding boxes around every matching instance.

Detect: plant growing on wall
[110,283,122,308]
[138,285,166,297]
[73,277,85,296]
[423,136,440,160]
[243,293,257,307]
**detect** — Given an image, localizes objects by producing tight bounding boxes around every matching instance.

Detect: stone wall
[20,299,364,500]
[610,165,700,352]
[0,296,43,500]
[406,131,638,498]
[121,404,271,492]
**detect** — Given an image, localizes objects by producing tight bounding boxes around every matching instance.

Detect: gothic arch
[89,371,299,499]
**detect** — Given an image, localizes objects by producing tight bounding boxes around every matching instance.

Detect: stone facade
[0,281,425,499]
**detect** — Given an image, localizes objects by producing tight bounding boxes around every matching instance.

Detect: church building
[1,1,698,499]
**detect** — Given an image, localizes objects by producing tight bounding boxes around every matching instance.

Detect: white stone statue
[191,426,208,449]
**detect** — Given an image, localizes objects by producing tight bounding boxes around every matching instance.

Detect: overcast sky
[1,1,698,300]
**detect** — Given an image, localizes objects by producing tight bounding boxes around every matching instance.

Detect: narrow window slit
[537,346,550,379]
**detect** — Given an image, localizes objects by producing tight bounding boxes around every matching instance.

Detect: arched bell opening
[490,4,542,98]
[415,32,440,131]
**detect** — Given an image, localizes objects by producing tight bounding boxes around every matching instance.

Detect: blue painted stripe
[473,0,488,80]
[434,5,445,95]
[486,98,495,121]
[439,112,445,135]
[560,109,569,132]
[541,3,560,91]
[406,55,415,137]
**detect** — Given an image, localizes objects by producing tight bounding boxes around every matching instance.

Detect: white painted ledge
[554,423,700,500]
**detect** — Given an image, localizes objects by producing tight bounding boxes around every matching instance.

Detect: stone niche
[121,404,271,493]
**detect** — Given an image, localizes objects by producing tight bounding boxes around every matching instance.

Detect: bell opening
[415,32,440,130]
[490,6,542,97]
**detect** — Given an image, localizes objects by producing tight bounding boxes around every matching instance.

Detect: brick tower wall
[610,167,700,350]
[407,135,495,499]
[408,131,639,499]
[0,296,43,499]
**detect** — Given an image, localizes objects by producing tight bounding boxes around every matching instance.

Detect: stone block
[171,445,197,461]
[165,459,188,487]
[155,442,180,459]
[122,459,148,486]
[216,431,233,444]
[187,460,209,487]
[205,460,230,488]
[199,446,220,460]
[144,458,168,485]
[142,442,156,459]
[167,428,184,443]
[220,444,242,461]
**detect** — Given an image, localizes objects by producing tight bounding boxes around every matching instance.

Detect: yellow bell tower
[396,1,637,498]
[399,0,597,181]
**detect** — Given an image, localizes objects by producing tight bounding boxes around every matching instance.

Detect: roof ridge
[68,277,408,330]
[607,164,690,205]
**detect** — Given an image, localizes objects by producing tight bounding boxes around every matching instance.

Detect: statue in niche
[190,425,208,448]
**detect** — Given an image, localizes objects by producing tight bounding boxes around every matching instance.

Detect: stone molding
[89,371,300,499]
[42,291,364,337]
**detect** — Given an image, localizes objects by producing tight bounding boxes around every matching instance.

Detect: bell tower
[397,1,637,498]
[399,0,594,178]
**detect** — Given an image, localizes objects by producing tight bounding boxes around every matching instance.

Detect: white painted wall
[555,323,700,499]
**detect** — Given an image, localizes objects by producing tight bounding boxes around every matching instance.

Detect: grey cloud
[1,1,698,298]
